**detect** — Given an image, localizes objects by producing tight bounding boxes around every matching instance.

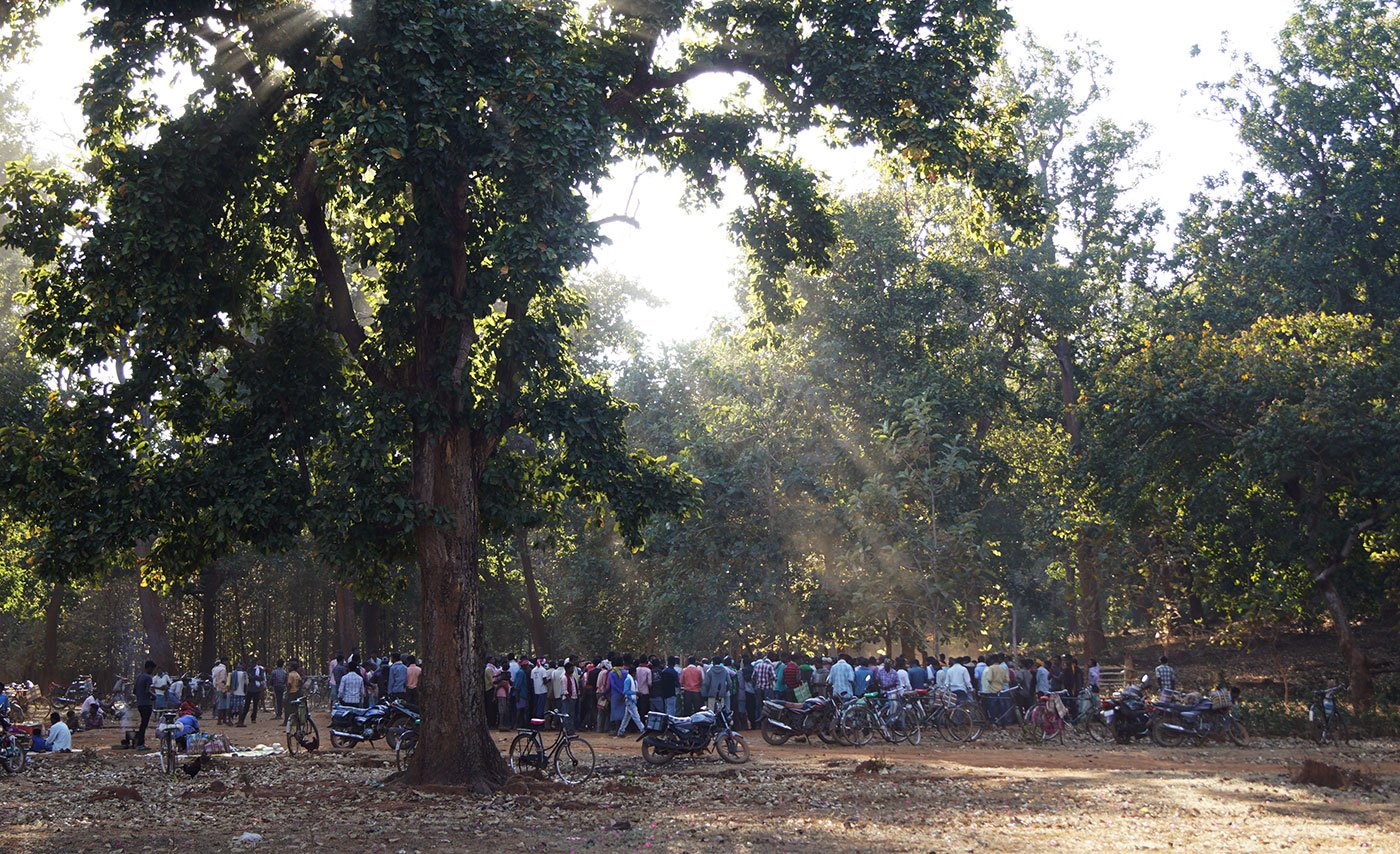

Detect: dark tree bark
[198,566,225,674]
[1316,570,1374,708]
[135,542,177,673]
[516,527,551,656]
[41,583,65,686]
[1079,539,1106,658]
[363,598,384,656]
[334,584,358,658]
[404,427,508,792]
[1053,335,1085,641]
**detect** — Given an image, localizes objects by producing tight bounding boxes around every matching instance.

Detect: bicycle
[839,692,921,746]
[507,709,595,785]
[909,688,975,742]
[1308,684,1351,746]
[395,727,417,772]
[1068,689,1113,743]
[1023,691,1069,743]
[284,696,320,755]
[155,711,182,775]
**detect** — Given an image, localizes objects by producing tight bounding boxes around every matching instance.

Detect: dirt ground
[2,709,1397,853]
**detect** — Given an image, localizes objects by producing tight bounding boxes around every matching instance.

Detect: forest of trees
[0,0,1396,787]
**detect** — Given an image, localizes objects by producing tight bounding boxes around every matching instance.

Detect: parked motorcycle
[639,706,750,765]
[1106,676,1154,743]
[47,675,95,714]
[1150,688,1248,747]
[0,711,29,773]
[329,697,420,749]
[760,696,839,745]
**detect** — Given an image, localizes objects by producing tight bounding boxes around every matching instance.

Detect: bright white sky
[8,0,1297,344]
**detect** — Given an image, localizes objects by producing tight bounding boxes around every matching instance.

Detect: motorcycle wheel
[1150,716,1186,748]
[760,717,791,746]
[329,732,356,749]
[1082,716,1113,743]
[641,739,675,765]
[716,733,750,764]
[1,743,26,774]
[1227,718,1249,747]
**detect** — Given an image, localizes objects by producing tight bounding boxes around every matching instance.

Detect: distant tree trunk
[1053,335,1083,640]
[41,583,65,685]
[1079,539,1106,658]
[516,527,551,656]
[363,598,383,655]
[334,584,358,658]
[1316,572,1374,708]
[198,566,224,674]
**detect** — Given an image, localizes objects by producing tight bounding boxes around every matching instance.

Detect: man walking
[615,665,644,736]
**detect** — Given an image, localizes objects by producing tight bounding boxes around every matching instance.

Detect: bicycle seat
[527,718,547,728]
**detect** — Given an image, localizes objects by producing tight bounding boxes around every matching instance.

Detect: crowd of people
[480,649,1133,735]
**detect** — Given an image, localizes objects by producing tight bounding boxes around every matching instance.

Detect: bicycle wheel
[554,736,595,783]
[508,733,541,774]
[1043,711,1065,743]
[293,718,319,754]
[1081,713,1113,743]
[159,736,177,775]
[841,705,875,747]
[962,702,986,742]
[716,733,750,764]
[898,708,922,746]
[395,731,417,771]
[1227,718,1249,747]
[760,717,791,746]
[286,718,300,756]
[943,705,974,743]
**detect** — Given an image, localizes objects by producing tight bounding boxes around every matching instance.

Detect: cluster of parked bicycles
[753,675,1280,749]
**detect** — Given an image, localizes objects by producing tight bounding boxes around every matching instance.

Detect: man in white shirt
[946,657,973,701]
[828,654,855,698]
[43,712,73,752]
[530,659,550,720]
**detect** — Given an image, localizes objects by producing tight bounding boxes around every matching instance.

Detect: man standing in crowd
[269,659,288,720]
[559,661,580,726]
[229,661,248,725]
[243,658,265,725]
[751,653,775,718]
[657,657,680,716]
[634,657,652,716]
[388,653,409,702]
[337,659,366,708]
[680,656,703,715]
[829,653,855,699]
[531,658,550,719]
[405,655,422,705]
[211,657,229,726]
[133,660,155,751]
[947,656,973,702]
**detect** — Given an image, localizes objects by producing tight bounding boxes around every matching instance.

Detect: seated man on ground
[31,712,73,753]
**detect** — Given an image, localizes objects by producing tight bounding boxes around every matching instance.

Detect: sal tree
[0,0,1035,787]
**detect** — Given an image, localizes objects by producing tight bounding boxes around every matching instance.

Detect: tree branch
[590,214,640,229]
[292,152,390,387]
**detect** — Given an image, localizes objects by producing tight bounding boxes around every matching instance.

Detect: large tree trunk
[1053,335,1083,640]
[135,542,177,673]
[404,427,507,791]
[515,527,551,656]
[138,585,177,673]
[41,583,65,686]
[334,584,358,658]
[1316,571,1374,708]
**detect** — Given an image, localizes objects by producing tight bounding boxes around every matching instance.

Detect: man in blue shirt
[853,658,872,696]
[387,653,409,701]
[908,661,927,690]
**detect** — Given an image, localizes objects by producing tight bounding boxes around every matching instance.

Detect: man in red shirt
[679,657,703,715]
